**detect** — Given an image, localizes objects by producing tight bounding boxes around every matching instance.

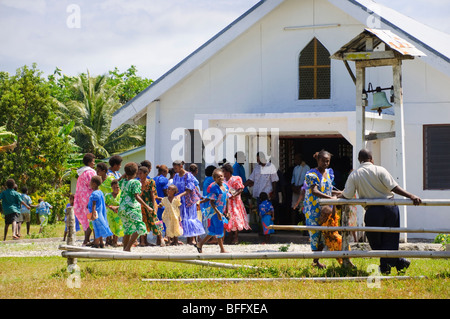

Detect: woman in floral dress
[222,163,251,244]
[138,166,164,246]
[303,150,339,269]
[118,162,149,251]
[73,153,96,246]
[172,160,205,245]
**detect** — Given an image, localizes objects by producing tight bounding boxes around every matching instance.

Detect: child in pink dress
[222,163,251,244]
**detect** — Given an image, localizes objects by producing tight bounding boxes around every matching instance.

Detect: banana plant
[0,126,17,152]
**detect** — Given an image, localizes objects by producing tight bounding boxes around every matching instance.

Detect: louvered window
[299,38,331,100]
[423,124,450,189]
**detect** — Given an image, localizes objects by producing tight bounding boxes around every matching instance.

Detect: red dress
[225,176,251,232]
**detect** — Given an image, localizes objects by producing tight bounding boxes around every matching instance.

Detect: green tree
[47,67,79,104]
[107,65,154,104]
[57,71,145,159]
[0,64,72,193]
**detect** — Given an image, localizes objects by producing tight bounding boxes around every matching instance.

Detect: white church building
[111,0,450,239]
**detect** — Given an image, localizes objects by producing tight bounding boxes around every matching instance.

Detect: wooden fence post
[341,205,352,268]
[66,206,77,267]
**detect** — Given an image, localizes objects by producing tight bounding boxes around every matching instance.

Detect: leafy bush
[434,234,450,246]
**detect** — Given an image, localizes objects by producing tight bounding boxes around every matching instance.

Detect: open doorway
[277,135,353,225]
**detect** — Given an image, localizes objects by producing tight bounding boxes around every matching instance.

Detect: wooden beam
[343,51,395,61]
[356,57,413,68]
[58,245,259,269]
[343,60,356,84]
[269,225,450,234]
[365,131,396,141]
[355,63,366,157]
[318,198,450,206]
[61,250,450,261]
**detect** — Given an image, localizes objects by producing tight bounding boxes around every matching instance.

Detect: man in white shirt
[245,152,279,203]
[339,149,421,274]
[290,153,310,223]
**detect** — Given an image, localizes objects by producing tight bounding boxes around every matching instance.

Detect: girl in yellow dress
[159,184,184,245]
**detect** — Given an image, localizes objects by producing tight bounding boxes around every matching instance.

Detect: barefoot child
[63,194,80,241]
[138,166,165,247]
[159,184,184,245]
[87,176,113,248]
[36,198,53,234]
[19,186,35,237]
[1,179,30,240]
[105,179,124,247]
[96,162,116,246]
[118,162,149,251]
[195,168,229,253]
[258,192,274,244]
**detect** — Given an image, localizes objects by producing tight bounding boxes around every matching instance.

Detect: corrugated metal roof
[331,28,426,60]
[366,28,426,56]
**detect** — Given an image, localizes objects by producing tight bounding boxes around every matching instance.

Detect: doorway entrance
[277,135,353,225]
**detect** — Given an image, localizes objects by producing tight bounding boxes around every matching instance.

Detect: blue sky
[0,0,449,80]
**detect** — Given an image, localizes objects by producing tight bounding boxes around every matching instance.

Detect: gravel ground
[0,236,443,258]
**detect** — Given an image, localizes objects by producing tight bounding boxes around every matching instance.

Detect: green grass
[0,256,448,299]
[0,218,448,299]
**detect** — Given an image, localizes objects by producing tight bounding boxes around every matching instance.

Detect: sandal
[194,244,202,253]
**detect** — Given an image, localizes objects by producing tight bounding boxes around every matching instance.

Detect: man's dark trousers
[364,205,408,272]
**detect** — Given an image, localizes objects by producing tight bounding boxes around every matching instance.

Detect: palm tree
[58,71,145,159]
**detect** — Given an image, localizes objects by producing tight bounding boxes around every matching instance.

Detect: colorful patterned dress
[88,190,113,239]
[225,176,251,232]
[99,174,115,195]
[118,178,148,236]
[141,179,163,236]
[258,200,274,235]
[205,182,229,238]
[161,197,183,238]
[154,174,169,226]
[73,166,96,231]
[321,206,344,264]
[303,168,334,251]
[105,192,124,237]
[173,172,205,237]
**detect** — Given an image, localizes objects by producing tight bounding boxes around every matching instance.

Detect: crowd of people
[0,148,422,273]
[0,179,54,240]
[68,153,257,252]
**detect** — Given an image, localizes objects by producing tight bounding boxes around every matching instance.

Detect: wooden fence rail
[318,198,450,206]
[61,250,450,261]
[268,225,450,233]
[59,245,259,269]
[62,197,449,271]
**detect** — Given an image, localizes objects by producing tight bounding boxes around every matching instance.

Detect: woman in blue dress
[195,168,229,253]
[172,160,205,245]
[303,150,337,269]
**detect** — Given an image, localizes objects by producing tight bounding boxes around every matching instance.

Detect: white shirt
[342,162,398,199]
[291,162,310,186]
[248,162,279,198]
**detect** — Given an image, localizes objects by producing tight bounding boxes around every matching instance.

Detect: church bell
[371,86,392,115]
